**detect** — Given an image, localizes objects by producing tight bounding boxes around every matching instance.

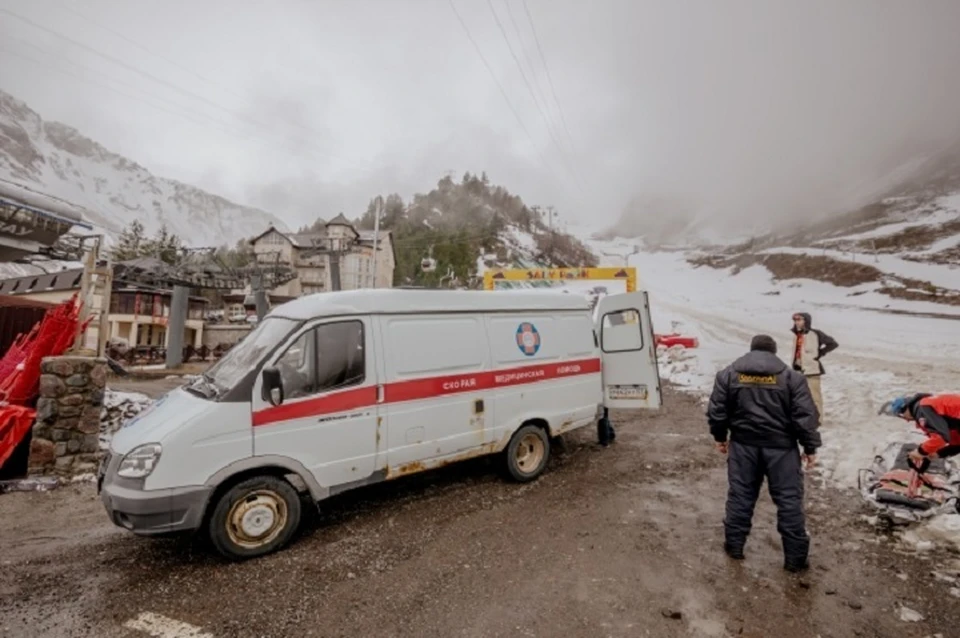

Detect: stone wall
[29,356,107,477]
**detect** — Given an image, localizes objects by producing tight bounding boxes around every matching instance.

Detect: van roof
[270,288,589,320]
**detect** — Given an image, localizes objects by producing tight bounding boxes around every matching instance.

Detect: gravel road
[1,388,957,637]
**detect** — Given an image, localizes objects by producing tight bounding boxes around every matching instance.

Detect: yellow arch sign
[483,266,637,292]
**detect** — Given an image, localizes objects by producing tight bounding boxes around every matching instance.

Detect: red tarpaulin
[0,293,90,470]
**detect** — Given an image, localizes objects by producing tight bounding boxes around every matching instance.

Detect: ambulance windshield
[204,317,299,393]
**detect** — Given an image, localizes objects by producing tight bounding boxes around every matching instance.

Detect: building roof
[327,213,353,227]
[270,288,588,320]
[288,232,326,248]
[249,225,292,245]
[357,229,396,266]
[0,268,83,296]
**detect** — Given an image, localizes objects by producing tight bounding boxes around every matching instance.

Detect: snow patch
[100,390,153,450]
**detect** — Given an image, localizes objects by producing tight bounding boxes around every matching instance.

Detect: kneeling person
[707,335,821,572]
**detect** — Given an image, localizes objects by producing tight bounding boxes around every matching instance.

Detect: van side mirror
[262,366,284,406]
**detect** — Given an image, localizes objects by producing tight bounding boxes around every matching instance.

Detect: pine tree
[112,220,147,261]
[144,224,183,264]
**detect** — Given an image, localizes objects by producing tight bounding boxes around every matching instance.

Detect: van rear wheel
[504,425,550,482]
[208,475,302,560]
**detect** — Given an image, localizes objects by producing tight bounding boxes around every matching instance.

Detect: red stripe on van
[253,386,378,426]
[252,357,601,427]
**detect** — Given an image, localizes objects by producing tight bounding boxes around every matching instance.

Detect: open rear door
[596,291,662,410]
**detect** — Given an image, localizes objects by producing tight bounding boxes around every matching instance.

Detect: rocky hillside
[0,90,286,247]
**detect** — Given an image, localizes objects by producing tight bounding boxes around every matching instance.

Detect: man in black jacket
[707,335,821,572]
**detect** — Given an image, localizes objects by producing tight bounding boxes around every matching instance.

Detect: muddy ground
[1,387,958,638]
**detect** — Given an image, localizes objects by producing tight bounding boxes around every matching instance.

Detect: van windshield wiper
[185,374,217,399]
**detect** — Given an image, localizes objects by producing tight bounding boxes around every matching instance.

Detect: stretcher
[859,442,959,524]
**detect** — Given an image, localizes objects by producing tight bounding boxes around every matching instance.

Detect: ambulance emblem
[516,322,541,356]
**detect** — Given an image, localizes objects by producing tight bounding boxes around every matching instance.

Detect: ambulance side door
[595,291,662,410]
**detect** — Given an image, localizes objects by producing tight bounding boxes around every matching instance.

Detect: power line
[446,0,566,189]
[0,45,351,174]
[52,1,350,156]
[520,0,581,168]
[2,37,252,141]
[54,1,251,105]
[503,0,574,160]
[0,7,373,175]
[485,0,584,193]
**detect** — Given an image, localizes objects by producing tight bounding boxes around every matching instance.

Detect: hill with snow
[0,90,286,249]
[683,191,960,309]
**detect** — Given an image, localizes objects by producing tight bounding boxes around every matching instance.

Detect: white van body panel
[378,313,494,471]
[483,311,602,440]
[110,388,253,490]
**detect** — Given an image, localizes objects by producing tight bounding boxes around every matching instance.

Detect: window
[274,320,365,400]
[207,317,299,391]
[601,309,643,353]
[316,321,365,391]
[275,330,316,400]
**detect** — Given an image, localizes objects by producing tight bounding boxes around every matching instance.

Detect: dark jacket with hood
[791,312,838,376]
[707,350,821,455]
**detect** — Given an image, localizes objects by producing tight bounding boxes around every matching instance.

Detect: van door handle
[377,385,385,404]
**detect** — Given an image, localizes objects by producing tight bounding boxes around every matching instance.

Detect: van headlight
[117,443,162,479]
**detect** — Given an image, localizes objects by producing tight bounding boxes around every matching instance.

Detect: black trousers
[724,441,809,561]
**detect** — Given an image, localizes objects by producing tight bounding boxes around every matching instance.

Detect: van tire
[504,424,551,482]
[208,475,302,560]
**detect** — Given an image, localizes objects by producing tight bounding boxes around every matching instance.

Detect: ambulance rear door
[595,291,662,410]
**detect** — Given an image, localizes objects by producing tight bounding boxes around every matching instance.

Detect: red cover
[0,293,90,470]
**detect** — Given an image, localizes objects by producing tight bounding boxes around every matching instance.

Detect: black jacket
[707,350,822,455]
[791,312,838,376]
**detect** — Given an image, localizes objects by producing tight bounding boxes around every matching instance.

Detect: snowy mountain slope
[0,90,287,249]
[671,192,960,309]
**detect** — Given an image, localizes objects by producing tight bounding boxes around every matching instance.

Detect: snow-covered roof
[270,288,589,320]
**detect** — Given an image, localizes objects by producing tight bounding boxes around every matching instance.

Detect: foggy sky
[2,0,960,235]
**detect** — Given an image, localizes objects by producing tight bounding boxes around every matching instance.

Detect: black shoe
[724,544,745,560]
[784,558,809,573]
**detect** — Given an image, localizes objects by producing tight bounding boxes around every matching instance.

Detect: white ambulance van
[99,289,661,559]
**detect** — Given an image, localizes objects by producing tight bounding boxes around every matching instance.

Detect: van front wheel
[504,425,551,482]
[208,476,302,560]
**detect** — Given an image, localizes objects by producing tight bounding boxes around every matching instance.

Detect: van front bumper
[100,481,212,536]
[99,453,212,536]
